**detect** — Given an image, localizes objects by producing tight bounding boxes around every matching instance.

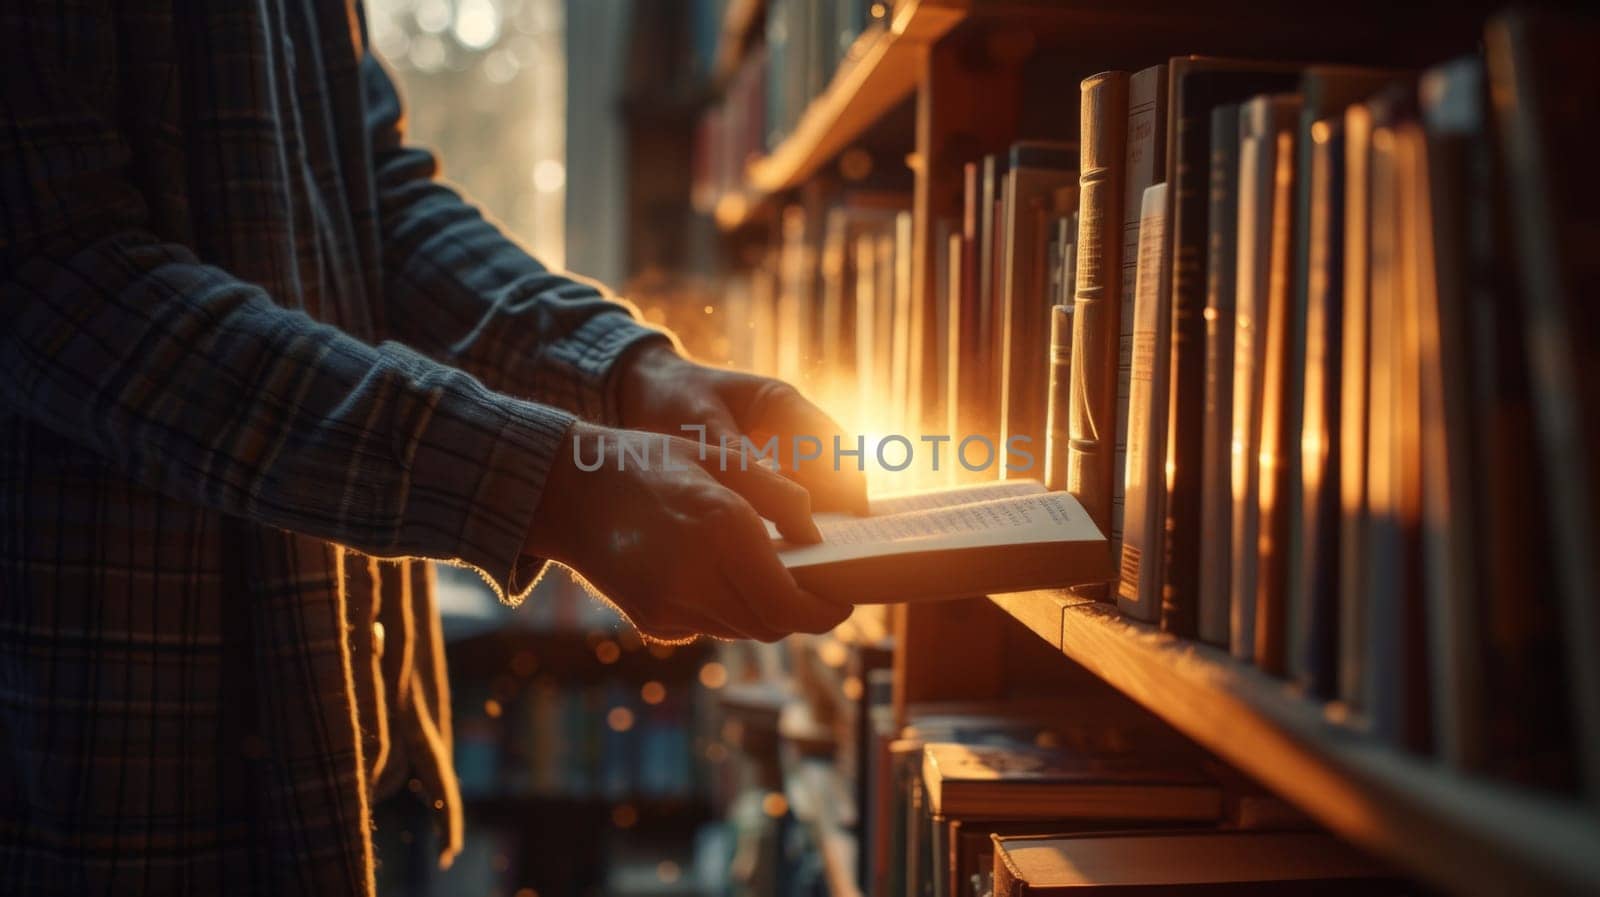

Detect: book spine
[955,163,981,440]
[1336,102,1372,709]
[1000,154,1078,466]
[1045,304,1075,491]
[1362,109,1408,745]
[1229,100,1271,662]
[1488,13,1600,796]
[1254,109,1302,677]
[1161,65,1301,638]
[1116,183,1171,622]
[1294,117,1346,698]
[1113,64,1168,553]
[1067,71,1130,535]
[947,228,967,442]
[978,155,1005,442]
[1158,74,1212,637]
[1198,102,1243,648]
[992,838,1027,897]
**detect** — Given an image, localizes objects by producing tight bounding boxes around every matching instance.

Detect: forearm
[3,234,571,598]
[362,55,667,422]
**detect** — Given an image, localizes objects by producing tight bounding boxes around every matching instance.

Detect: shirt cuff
[535,308,672,425]
[402,378,575,603]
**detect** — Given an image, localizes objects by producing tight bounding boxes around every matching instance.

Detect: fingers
[734,378,870,515]
[697,445,822,544]
[717,504,851,640]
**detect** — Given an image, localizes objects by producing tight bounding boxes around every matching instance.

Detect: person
[0,2,865,894]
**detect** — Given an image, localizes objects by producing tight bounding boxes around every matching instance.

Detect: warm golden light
[761,791,789,818]
[698,661,728,689]
[594,640,621,664]
[606,706,635,732]
[640,681,666,705]
[842,675,864,701]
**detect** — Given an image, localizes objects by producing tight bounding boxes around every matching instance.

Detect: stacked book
[884,699,1392,897]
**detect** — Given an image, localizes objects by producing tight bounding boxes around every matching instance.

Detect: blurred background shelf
[986,591,1600,896]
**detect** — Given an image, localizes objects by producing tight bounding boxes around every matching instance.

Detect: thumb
[702,449,822,544]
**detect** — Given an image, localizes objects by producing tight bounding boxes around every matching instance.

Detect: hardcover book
[921,738,1218,821]
[1160,58,1302,638]
[1116,184,1172,622]
[992,831,1398,896]
[1067,71,1130,534]
[774,481,1109,604]
[1000,143,1079,466]
[1229,93,1301,664]
[1196,102,1243,648]
[1114,64,1170,550]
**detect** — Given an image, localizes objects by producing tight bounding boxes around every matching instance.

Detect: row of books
[454,675,701,800]
[1053,12,1597,794]
[692,0,891,215]
[709,9,1598,796]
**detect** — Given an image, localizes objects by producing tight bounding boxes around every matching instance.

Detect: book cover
[1335,99,1374,710]
[1229,93,1300,664]
[1116,183,1171,622]
[1284,67,1400,691]
[1114,63,1169,553]
[992,831,1398,896]
[1045,303,1074,492]
[1360,86,1428,750]
[1067,71,1130,535]
[1197,102,1243,649]
[1160,58,1303,639]
[1252,94,1303,677]
[1416,58,1487,769]
[921,737,1219,821]
[1292,114,1347,699]
[1487,10,1600,797]
[1000,143,1079,468]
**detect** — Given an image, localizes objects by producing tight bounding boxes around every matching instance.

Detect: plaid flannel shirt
[0,1,665,894]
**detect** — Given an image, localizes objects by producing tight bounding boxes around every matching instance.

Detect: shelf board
[717,0,967,231]
[986,591,1600,896]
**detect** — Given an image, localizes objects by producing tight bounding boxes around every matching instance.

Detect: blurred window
[368,0,567,266]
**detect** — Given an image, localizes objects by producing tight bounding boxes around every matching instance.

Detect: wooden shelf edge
[713,0,966,233]
[986,590,1600,897]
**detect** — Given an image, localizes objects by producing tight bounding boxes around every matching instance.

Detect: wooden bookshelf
[715,0,967,231]
[695,2,1592,893]
[985,591,1600,896]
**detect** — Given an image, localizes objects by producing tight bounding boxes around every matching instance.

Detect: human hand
[525,422,851,642]
[614,343,869,515]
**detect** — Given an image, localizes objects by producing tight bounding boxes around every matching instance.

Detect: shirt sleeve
[0,11,568,600]
[359,51,670,427]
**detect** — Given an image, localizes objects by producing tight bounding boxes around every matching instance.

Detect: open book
[772,480,1110,604]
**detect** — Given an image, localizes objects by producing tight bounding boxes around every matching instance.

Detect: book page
[778,491,1104,568]
[783,480,1049,536]
[865,479,1046,517]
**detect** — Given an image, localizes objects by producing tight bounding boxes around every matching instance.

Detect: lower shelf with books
[986,590,1600,896]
